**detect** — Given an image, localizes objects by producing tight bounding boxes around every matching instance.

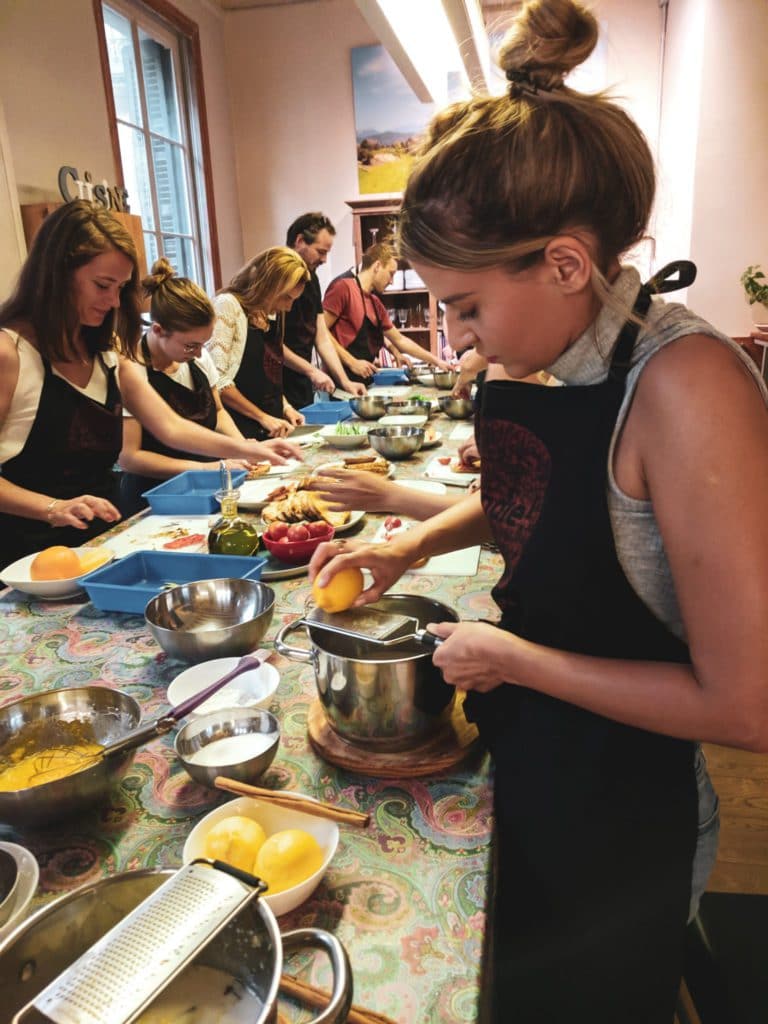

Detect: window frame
[92,0,221,289]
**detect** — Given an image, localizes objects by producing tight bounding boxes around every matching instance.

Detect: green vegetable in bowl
[334,421,362,435]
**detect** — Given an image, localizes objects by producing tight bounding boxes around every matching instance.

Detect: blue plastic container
[299,401,352,424]
[82,550,266,614]
[373,369,409,386]
[142,469,247,515]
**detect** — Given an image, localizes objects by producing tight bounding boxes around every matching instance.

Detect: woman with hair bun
[208,247,311,440]
[0,201,300,565]
[309,1,768,1019]
[119,258,255,516]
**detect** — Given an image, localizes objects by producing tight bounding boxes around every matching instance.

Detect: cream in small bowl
[175,708,280,789]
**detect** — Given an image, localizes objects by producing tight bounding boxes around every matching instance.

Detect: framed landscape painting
[351,44,436,195]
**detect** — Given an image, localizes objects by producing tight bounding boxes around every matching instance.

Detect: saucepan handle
[274,619,315,663]
[280,928,353,1024]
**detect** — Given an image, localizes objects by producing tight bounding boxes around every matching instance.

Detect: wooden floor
[701,742,768,895]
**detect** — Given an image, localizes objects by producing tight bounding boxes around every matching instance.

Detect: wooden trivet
[307,695,480,778]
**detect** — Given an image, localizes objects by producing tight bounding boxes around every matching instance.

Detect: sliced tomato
[162,533,206,550]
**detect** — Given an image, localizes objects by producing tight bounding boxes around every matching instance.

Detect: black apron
[283,273,322,411]
[0,353,122,565]
[230,317,284,441]
[470,264,699,1023]
[119,338,218,517]
[342,276,380,386]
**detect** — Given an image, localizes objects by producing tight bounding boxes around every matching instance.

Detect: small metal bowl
[432,369,458,390]
[0,686,141,827]
[367,426,425,461]
[145,578,275,663]
[438,396,474,419]
[175,707,280,788]
[383,399,432,417]
[349,396,387,420]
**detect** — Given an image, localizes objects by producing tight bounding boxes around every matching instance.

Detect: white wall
[0,0,243,286]
[222,0,379,285]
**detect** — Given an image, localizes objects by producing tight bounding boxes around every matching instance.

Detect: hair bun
[142,257,176,294]
[499,0,598,93]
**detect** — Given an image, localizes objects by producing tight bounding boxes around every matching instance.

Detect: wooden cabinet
[346,195,446,359]
[20,202,148,279]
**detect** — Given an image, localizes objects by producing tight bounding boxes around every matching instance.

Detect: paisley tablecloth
[0,404,501,1023]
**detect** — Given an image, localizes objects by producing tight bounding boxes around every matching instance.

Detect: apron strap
[609,261,698,383]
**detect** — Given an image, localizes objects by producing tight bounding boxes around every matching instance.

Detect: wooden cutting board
[307,695,481,778]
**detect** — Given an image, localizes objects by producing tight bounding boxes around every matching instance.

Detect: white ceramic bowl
[0,842,39,943]
[167,657,280,717]
[182,795,338,916]
[318,424,370,449]
[377,413,428,427]
[0,546,114,599]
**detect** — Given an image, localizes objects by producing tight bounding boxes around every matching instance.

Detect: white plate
[424,456,479,487]
[420,431,443,449]
[101,516,212,559]
[182,795,338,917]
[236,479,284,511]
[314,461,396,480]
[0,546,115,600]
[0,842,39,942]
[246,458,303,478]
[318,424,370,449]
[167,657,280,717]
[377,414,428,427]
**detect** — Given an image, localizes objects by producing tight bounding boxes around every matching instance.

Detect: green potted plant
[740,265,768,329]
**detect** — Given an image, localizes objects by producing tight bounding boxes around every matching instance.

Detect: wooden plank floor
[702,743,768,895]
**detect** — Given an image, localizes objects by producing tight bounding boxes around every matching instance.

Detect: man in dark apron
[0,355,122,565]
[118,336,219,516]
[282,212,365,409]
[469,270,699,1023]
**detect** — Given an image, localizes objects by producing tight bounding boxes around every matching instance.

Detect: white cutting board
[371,519,480,576]
[105,515,213,558]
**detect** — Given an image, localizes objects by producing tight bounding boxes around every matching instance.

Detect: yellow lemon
[203,815,266,872]
[77,547,112,574]
[254,829,325,894]
[30,546,82,580]
[311,566,364,614]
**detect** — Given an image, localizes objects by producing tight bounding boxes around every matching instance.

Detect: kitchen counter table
[0,401,499,1023]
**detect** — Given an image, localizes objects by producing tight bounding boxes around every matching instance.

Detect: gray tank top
[548,266,767,639]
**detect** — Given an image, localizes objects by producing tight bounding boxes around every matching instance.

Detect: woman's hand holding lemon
[308,535,417,607]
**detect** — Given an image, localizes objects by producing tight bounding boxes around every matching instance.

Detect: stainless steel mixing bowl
[145,578,275,663]
[0,686,141,827]
[174,707,280,788]
[438,395,474,419]
[383,399,432,417]
[349,395,387,420]
[432,369,458,390]
[367,425,425,460]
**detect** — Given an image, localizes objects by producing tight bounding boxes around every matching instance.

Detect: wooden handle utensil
[214,776,371,828]
[279,974,399,1024]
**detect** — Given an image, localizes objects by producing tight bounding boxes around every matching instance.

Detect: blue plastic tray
[142,469,247,515]
[82,550,266,614]
[299,401,352,424]
[373,369,409,386]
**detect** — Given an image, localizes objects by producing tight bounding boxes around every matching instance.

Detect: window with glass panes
[97,0,215,288]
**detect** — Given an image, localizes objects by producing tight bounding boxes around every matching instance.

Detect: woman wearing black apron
[308,3,768,1020]
[119,260,252,517]
[0,203,302,567]
[208,248,310,440]
[338,276,383,387]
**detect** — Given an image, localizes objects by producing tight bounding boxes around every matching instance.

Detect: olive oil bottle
[208,463,260,556]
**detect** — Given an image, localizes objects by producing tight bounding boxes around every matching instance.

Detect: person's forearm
[118,448,221,479]
[315,321,357,386]
[282,347,315,376]
[482,630,760,750]
[0,477,59,522]
[396,491,491,560]
[215,407,246,441]
[391,332,443,367]
[219,385,270,427]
